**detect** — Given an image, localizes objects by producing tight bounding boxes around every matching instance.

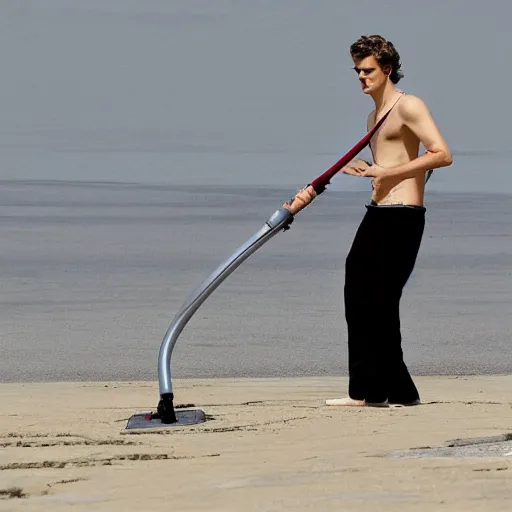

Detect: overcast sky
[0,1,509,193]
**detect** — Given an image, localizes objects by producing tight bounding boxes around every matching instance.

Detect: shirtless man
[326,35,453,407]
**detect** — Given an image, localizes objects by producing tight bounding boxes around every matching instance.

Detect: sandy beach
[1,376,511,511]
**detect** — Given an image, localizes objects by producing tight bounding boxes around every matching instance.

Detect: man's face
[352,55,389,94]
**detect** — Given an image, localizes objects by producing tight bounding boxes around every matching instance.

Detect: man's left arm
[368,95,453,180]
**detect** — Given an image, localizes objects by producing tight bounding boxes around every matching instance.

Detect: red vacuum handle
[283,97,402,215]
[309,109,391,193]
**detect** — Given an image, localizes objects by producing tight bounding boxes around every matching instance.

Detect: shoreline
[2,371,512,385]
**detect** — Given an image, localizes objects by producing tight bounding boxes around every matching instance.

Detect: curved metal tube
[158,207,294,396]
[149,110,402,423]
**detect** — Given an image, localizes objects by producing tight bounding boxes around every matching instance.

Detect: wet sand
[1,182,511,382]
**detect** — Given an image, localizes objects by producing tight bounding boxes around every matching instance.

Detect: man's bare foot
[388,399,421,407]
[325,397,389,407]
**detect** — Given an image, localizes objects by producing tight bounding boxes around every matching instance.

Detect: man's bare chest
[369,111,412,158]
[370,112,404,144]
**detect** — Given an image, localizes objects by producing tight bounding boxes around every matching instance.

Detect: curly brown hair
[350,35,403,84]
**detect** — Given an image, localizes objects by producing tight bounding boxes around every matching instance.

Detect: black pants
[344,204,425,403]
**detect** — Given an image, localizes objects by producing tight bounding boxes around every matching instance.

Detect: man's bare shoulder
[398,94,431,121]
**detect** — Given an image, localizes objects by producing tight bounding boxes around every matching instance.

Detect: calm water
[1,181,510,382]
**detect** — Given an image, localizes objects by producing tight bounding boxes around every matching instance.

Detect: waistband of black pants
[366,200,426,212]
